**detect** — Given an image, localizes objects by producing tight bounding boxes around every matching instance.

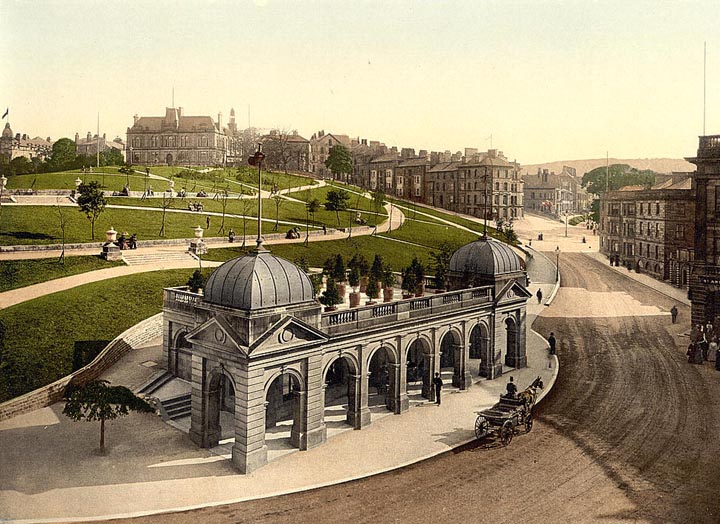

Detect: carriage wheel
[474,416,490,439]
[525,413,534,433]
[500,421,514,446]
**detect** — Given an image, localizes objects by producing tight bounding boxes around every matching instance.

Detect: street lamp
[564,211,569,237]
[555,246,561,281]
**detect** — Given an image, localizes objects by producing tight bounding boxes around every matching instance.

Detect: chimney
[75,132,79,143]
[177,107,183,117]
[218,112,223,130]
[102,133,106,140]
[133,114,139,125]
[87,132,92,141]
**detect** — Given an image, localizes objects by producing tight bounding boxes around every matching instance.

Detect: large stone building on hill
[127,107,228,166]
[0,123,53,161]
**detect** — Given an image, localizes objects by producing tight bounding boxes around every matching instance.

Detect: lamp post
[555,246,561,282]
[564,211,569,237]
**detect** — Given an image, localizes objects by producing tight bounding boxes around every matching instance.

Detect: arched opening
[166,153,174,165]
[406,338,432,403]
[505,317,518,370]
[439,330,462,388]
[207,372,236,444]
[265,372,302,453]
[323,356,357,436]
[470,323,490,377]
[367,345,395,414]
[171,331,192,380]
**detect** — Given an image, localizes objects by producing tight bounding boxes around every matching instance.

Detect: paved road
[88,252,719,524]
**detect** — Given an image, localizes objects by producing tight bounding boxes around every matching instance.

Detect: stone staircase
[122,250,196,266]
[160,393,192,421]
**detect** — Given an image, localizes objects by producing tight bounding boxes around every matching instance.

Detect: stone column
[451,342,472,390]
[189,356,221,448]
[487,314,504,380]
[291,355,327,450]
[386,363,408,414]
[478,335,491,377]
[231,366,267,474]
[505,309,528,369]
[346,373,370,428]
[422,351,435,401]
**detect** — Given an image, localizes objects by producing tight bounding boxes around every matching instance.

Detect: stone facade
[162,240,529,474]
[0,123,53,161]
[688,135,720,325]
[598,174,695,287]
[74,131,125,158]
[309,131,352,179]
[523,166,588,216]
[127,107,228,166]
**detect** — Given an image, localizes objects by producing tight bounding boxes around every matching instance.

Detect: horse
[517,375,544,411]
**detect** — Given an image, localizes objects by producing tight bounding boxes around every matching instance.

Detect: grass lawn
[0,268,213,402]
[0,256,123,293]
[203,235,434,272]
[0,206,286,245]
[379,217,479,248]
[5,171,156,192]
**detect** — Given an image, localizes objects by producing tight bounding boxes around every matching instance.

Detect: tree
[9,156,33,175]
[372,186,385,217]
[582,164,656,195]
[239,191,253,248]
[319,278,341,309]
[158,192,175,237]
[217,190,229,235]
[118,162,133,187]
[48,138,78,172]
[325,188,351,225]
[63,380,154,453]
[271,192,284,232]
[324,145,353,182]
[262,129,294,174]
[187,269,205,292]
[307,198,320,225]
[57,199,67,265]
[430,242,453,290]
[331,254,347,283]
[402,258,424,295]
[101,148,124,166]
[76,181,107,241]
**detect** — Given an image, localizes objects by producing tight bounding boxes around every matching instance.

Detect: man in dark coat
[670,305,678,324]
[548,332,557,355]
[506,376,518,398]
[433,372,443,405]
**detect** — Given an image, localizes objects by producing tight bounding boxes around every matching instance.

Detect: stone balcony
[696,135,720,158]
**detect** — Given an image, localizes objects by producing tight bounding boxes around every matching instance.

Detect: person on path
[536,288,543,304]
[228,229,235,243]
[206,215,211,229]
[433,372,443,405]
[708,337,718,364]
[506,376,518,398]
[322,224,327,235]
[548,332,556,355]
[670,305,678,324]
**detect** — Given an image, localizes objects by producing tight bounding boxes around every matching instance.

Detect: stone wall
[0,313,163,422]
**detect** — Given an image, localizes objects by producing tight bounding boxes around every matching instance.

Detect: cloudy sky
[1,0,718,164]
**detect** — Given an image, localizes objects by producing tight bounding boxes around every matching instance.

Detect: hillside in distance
[519,158,695,177]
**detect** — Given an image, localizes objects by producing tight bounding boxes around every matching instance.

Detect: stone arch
[504,315,521,369]
[366,342,398,413]
[170,329,192,380]
[166,153,174,164]
[405,335,433,401]
[205,367,236,446]
[470,320,491,377]
[636,259,644,272]
[322,353,360,429]
[439,327,463,388]
[264,368,304,449]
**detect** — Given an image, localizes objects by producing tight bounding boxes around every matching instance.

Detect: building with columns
[161,237,530,473]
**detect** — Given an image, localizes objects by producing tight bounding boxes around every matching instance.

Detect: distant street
[96,250,720,524]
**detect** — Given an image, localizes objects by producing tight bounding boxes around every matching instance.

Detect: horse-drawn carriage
[474,376,543,445]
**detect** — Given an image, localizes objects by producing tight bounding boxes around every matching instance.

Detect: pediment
[249,316,328,357]
[185,316,248,356]
[495,279,532,306]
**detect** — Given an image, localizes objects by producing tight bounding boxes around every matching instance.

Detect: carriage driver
[505,376,518,398]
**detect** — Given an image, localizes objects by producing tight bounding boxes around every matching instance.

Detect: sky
[1,0,719,165]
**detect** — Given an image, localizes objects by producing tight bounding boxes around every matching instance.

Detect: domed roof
[204,251,315,310]
[449,237,523,276]
[2,123,13,138]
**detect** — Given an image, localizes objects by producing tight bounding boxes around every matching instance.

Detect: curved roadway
[98,252,720,524]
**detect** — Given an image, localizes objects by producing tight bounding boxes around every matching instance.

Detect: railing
[321,286,495,334]
[698,135,720,158]
[164,286,202,312]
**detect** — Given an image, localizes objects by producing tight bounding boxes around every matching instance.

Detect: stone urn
[383,287,394,302]
[349,291,361,308]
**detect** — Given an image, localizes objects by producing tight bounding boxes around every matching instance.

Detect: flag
[1,108,7,119]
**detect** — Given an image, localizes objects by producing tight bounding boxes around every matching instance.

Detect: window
[639,203,644,214]
[675,224,685,240]
[656,203,660,215]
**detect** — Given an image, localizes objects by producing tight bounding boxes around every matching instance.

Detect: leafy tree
[76,181,107,240]
[382,263,396,289]
[319,278,341,308]
[366,274,380,300]
[9,156,33,175]
[348,264,360,289]
[430,242,453,290]
[372,187,385,217]
[348,253,369,277]
[325,188,351,225]
[118,162,134,186]
[101,148,124,166]
[371,254,385,281]
[262,129,294,174]
[48,137,78,171]
[324,144,353,182]
[582,164,656,195]
[331,254,347,282]
[63,380,154,453]
[271,192,284,232]
[187,269,205,292]
[402,257,425,295]
[307,198,320,225]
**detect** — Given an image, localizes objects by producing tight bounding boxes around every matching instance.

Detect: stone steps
[161,393,192,420]
[122,251,195,266]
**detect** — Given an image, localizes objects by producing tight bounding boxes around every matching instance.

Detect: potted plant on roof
[349,253,370,293]
[371,254,384,295]
[430,242,452,293]
[366,273,380,305]
[348,264,361,308]
[411,257,426,297]
[401,264,416,300]
[320,278,341,312]
[382,264,396,302]
[331,254,347,303]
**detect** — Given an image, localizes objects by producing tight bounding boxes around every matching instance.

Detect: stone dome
[204,250,315,310]
[449,237,523,276]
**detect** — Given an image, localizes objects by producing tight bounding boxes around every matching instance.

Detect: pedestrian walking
[322,224,327,235]
[536,288,543,304]
[433,372,443,405]
[670,305,678,324]
[206,215,211,229]
[708,337,718,363]
[548,332,556,355]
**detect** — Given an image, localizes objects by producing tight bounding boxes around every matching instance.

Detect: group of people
[285,227,302,239]
[116,232,137,250]
[187,201,205,212]
[687,321,720,370]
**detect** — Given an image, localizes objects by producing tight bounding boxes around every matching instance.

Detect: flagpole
[96,112,100,169]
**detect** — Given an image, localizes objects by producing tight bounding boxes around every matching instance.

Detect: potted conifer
[366,273,380,305]
[382,264,396,302]
[332,254,347,303]
[320,278,341,312]
[348,265,361,307]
